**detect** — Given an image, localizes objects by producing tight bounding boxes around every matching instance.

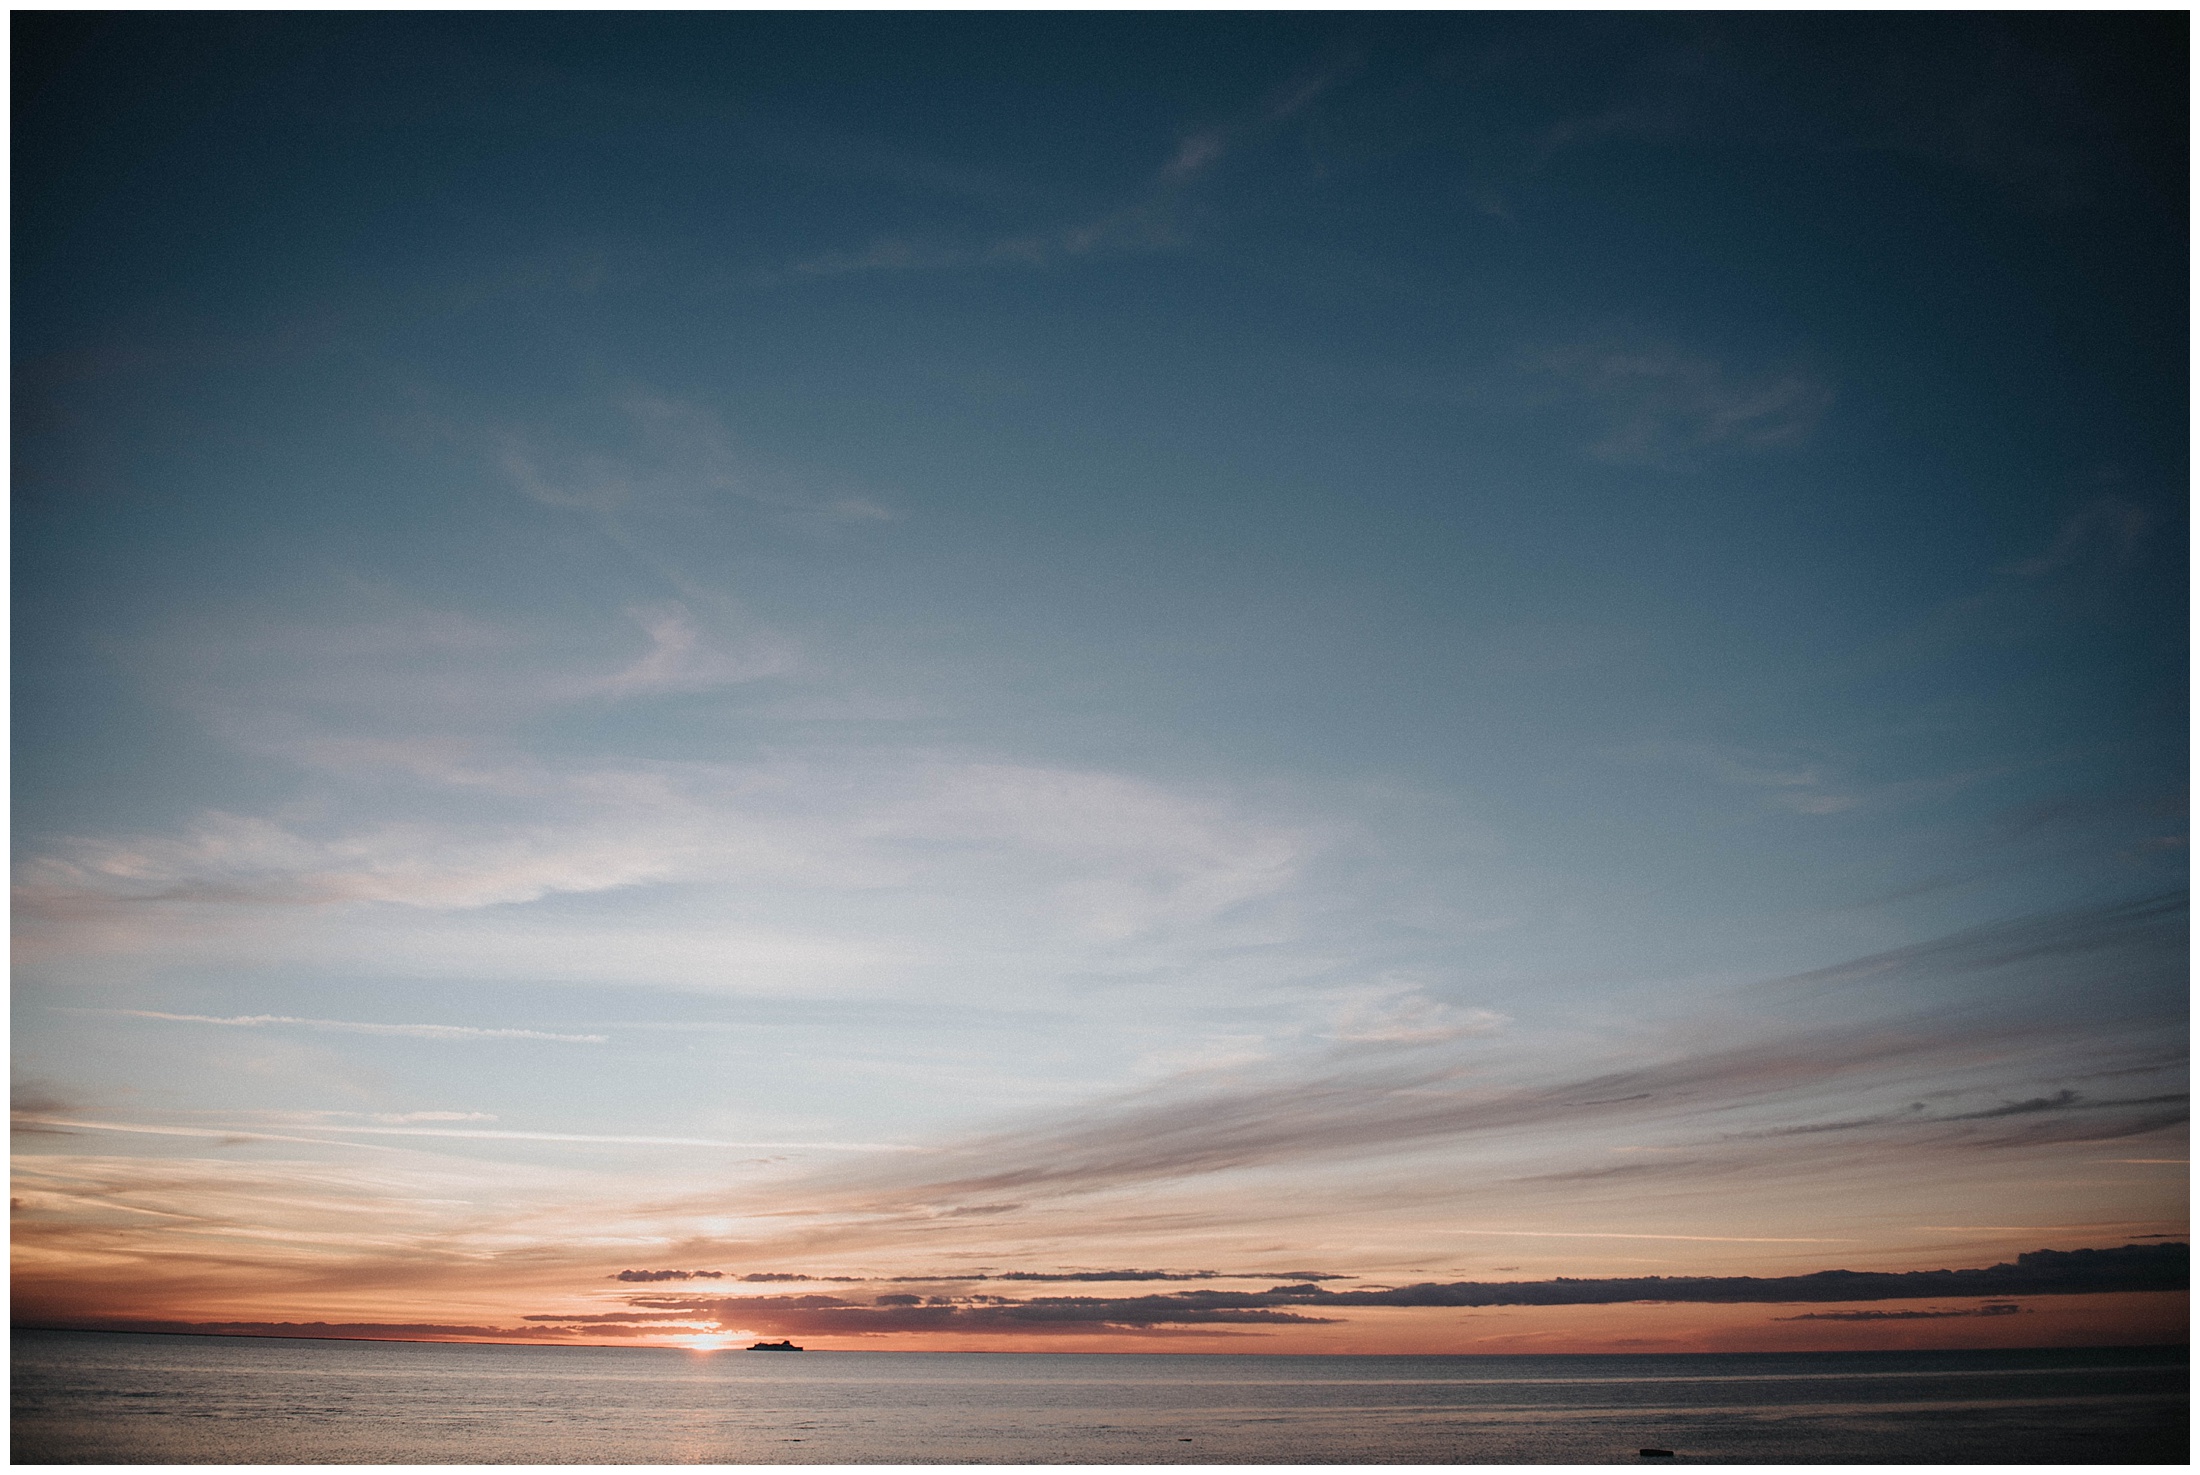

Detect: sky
[12,12,2188,1356]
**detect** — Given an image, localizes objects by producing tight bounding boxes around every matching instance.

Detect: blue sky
[13,13,2186,1351]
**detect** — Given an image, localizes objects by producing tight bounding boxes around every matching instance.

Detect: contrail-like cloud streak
[777,894,2184,1215]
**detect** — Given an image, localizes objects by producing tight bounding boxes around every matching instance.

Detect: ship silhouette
[746,1339,805,1352]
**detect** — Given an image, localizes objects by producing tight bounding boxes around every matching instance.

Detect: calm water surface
[11,1331,2187,1464]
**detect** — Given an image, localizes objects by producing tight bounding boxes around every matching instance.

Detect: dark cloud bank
[608,1244,2186,1337]
[1778,1303,2022,1323]
[610,1267,1346,1284]
[24,1245,2180,1343]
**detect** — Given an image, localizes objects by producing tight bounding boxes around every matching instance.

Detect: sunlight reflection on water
[12,1331,2187,1465]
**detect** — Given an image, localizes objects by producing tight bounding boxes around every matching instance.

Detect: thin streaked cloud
[88,1011,610,1045]
[288,1125,922,1151]
[1434,1229,1857,1245]
[11,1112,915,1154]
[1530,343,1834,466]
[11,1116,405,1152]
[788,64,1351,279]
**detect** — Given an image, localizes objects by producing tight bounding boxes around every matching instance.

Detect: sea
[10,1331,2187,1466]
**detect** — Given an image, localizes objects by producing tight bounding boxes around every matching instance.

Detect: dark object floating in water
[1639,1450,1676,1458]
[747,1339,805,1351]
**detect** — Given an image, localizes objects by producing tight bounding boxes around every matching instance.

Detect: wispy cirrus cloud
[1755,890,2184,1010]
[1518,20,2139,213]
[90,1010,608,1044]
[127,588,797,759]
[1607,739,1859,815]
[818,1021,2168,1214]
[2003,495,2154,579]
[17,744,1323,1004]
[1605,738,2053,831]
[1356,337,1833,475]
[499,393,897,526]
[11,1111,913,1153]
[1436,1229,1852,1245]
[1325,986,1505,1045]
[1529,343,1833,466]
[250,1125,911,1150]
[787,65,1350,279]
[589,605,797,698]
[660,895,2184,1243]
[25,562,1318,954]
[17,808,684,915]
[9,1117,408,1151]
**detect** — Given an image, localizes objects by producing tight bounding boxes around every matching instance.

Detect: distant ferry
[747,1339,804,1352]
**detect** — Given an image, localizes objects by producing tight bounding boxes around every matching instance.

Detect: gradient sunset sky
[14,13,2187,1355]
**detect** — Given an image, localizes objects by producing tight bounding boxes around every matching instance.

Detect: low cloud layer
[606,1246,2187,1338]
[35,1245,2177,1345]
[1778,1303,2023,1322]
[612,1267,1349,1284]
